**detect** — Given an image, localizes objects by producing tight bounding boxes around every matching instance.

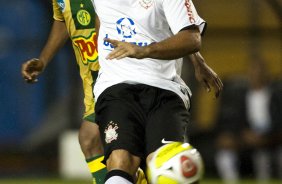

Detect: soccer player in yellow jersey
[22,0,104,183]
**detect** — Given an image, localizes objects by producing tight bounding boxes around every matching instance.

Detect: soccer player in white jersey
[91,0,223,183]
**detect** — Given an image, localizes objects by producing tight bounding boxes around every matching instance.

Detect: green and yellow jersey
[53,0,99,122]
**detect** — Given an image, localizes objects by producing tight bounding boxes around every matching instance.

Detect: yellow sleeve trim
[52,0,64,21]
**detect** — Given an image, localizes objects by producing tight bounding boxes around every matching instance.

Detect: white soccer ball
[147,142,204,184]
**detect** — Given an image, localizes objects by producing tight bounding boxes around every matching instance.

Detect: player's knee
[107,149,140,176]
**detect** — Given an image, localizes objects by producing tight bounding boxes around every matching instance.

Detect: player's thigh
[95,84,146,162]
[145,90,190,155]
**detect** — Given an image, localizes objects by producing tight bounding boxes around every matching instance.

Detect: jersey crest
[72,31,98,65]
[70,0,95,29]
[104,121,119,144]
[139,0,153,9]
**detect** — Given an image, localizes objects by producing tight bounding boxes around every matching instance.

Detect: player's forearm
[144,27,201,60]
[189,52,204,66]
[39,20,69,68]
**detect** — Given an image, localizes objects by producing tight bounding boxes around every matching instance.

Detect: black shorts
[95,83,190,163]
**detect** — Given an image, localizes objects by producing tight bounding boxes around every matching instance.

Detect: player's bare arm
[189,52,223,98]
[105,26,201,60]
[21,20,69,83]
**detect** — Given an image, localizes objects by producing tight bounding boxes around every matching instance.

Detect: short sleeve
[162,0,206,34]
[52,0,64,21]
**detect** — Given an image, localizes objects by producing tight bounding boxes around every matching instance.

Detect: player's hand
[192,53,223,98]
[104,38,147,60]
[21,58,45,83]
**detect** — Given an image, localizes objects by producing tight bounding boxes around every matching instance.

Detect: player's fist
[21,58,45,83]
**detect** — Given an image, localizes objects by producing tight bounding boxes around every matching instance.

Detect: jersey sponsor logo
[72,31,98,65]
[103,34,149,51]
[116,18,137,39]
[57,0,66,12]
[185,0,196,24]
[103,17,149,51]
[139,0,153,9]
[77,9,91,26]
[104,121,119,144]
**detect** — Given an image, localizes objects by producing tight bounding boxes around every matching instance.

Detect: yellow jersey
[53,0,99,122]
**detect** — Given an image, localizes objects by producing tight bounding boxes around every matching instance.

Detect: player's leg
[95,83,147,184]
[79,120,107,184]
[145,89,191,182]
[105,149,141,184]
[145,89,190,158]
[105,151,147,184]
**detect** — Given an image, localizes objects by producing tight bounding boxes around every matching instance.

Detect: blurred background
[0,0,281,183]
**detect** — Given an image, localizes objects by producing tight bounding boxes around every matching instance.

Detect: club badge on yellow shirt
[70,0,95,29]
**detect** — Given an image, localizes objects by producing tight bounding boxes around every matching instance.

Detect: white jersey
[92,0,206,109]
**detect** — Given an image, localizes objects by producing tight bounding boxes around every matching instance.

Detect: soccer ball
[147,142,204,184]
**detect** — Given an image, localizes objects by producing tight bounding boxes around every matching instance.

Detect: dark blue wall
[0,0,75,147]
